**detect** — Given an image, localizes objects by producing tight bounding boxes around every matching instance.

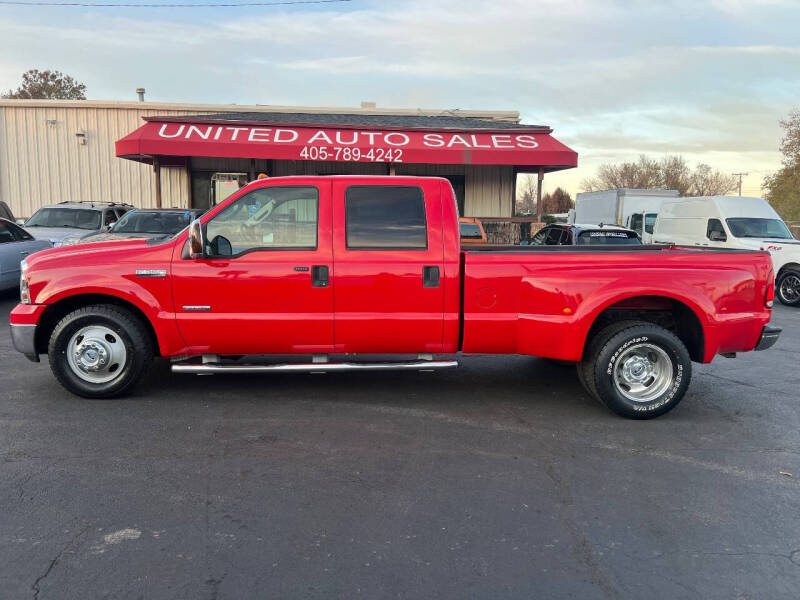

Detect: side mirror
[16,219,25,226]
[188,219,204,259]
[709,230,726,242]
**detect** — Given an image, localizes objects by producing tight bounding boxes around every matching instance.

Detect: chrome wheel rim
[613,343,673,403]
[779,275,800,303]
[66,325,127,384]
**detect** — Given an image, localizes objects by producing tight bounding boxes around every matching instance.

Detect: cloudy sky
[1,0,798,196]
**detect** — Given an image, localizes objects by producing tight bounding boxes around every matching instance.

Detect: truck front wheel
[777,271,800,306]
[48,304,153,398]
[579,322,691,419]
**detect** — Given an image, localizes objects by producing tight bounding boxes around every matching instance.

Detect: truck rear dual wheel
[48,304,153,398]
[577,321,692,419]
[777,271,800,307]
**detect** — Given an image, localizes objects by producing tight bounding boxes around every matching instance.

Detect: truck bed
[460,244,773,362]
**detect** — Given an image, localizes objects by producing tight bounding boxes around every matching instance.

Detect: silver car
[21,201,133,247]
[0,218,51,291]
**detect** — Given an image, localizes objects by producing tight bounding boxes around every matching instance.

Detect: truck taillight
[765,271,775,308]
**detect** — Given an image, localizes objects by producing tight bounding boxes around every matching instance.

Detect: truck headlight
[20,259,30,304]
[60,236,82,246]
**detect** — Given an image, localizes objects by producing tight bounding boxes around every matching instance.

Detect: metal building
[0,99,577,220]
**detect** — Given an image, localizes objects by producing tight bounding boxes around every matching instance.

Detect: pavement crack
[31,525,90,600]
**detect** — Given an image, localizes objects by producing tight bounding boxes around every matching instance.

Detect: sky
[1,0,799,198]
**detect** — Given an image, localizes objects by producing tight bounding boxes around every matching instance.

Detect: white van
[652,196,800,306]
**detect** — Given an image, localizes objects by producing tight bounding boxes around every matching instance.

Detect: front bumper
[755,324,782,351]
[10,323,39,362]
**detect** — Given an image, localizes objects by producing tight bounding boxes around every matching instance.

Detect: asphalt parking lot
[0,291,798,600]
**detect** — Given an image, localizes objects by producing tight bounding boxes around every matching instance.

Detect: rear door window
[345,186,426,249]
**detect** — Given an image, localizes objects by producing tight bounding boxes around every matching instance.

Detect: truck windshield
[576,230,641,245]
[113,210,194,234]
[25,207,101,230]
[725,218,794,239]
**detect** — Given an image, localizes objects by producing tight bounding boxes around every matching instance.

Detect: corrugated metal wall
[396,163,515,217]
[1,103,516,219]
[0,104,214,217]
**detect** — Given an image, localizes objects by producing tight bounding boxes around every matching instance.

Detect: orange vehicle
[459,217,487,245]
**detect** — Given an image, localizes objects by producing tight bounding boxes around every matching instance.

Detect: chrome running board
[172,360,458,375]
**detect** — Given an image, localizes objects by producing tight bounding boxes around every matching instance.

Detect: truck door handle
[423,266,440,288]
[312,265,329,287]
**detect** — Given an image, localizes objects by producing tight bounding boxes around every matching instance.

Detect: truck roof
[660,196,778,219]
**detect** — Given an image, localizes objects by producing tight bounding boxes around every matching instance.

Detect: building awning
[116,113,578,171]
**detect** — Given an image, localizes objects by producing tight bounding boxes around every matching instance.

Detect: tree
[516,173,537,215]
[542,187,573,213]
[691,164,737,196]
[661,155,692,196]
[2,69,86,100]
[581,155,662,191]
[582,154,737,197]
[764,110,800,221]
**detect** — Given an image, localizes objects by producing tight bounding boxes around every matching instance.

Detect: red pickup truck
[10,176,780,418]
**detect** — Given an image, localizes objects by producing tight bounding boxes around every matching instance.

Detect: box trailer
[573,189,679,232]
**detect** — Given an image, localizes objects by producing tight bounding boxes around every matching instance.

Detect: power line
[0,0,350,7]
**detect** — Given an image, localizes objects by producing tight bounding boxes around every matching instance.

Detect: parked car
[459,217,487,245]
[652,196,800,307]
[0,218,51,291]
[531,223,642,246]
[11,176,779,419]
[81,208,205,243]
[21,201,133,247]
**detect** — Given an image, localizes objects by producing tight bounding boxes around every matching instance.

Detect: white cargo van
[573,189,679,243]
[652,196,800,306]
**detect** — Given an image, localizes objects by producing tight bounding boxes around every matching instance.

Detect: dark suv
[530,224,642,246]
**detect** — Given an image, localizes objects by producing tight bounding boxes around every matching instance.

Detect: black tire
[577,320,642,403]
[48,304,153,398]
[776,270,800,307]
[579,321,691,419]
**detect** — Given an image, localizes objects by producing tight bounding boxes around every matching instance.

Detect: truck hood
[80,232,172,243]
[24,238,152,269]
[24,226,95,244]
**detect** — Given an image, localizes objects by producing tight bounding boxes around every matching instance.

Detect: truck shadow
[139,354,601,416]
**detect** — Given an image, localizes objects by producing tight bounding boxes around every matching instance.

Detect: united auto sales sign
[154,122,547,165]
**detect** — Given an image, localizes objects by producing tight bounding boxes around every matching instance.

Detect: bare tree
[582,155,662,191]
[516,173,537,214]
[2,69,86,100]
[582,153,737,197]
[661,155,692,196]
[690,164,737,196]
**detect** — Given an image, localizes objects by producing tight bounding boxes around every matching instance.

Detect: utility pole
[733,172,749,196]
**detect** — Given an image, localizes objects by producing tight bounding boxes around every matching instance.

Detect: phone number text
[299,145,404,162]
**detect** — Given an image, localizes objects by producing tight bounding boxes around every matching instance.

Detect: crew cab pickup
[10,176,781,419]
